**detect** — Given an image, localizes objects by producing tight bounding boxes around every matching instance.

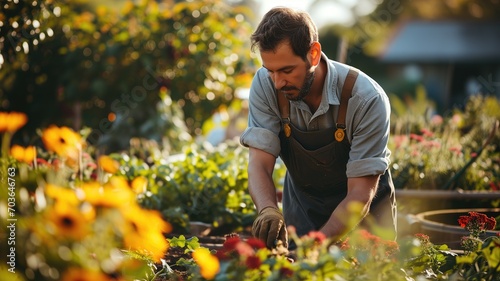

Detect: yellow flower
[61,267,111,281]
[0,111,27,132]
[98,155,120,174]
[193,247,220,280]
[45,184,81,206]
[10,145,36,163]
[82,178,135,208]
[131,176,148,194]
[45,202,94,240]
[121,205,171,262]
[41,125,84,160]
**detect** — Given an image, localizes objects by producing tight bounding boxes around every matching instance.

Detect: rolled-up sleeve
[240,69,282,157]
[346,84,391,178]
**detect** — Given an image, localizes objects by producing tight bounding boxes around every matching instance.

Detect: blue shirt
[240,53,391,178]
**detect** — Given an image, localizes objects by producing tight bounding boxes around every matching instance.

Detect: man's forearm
[319,175,379,240]
[248,176,278,212]
[248,148,279,212]
[319,196,371,240]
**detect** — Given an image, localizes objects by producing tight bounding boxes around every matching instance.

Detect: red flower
[215,249,231,261]
[307,231,326,243]
[279,267,294,278]
[414,233,429,240]
[458,216,471,228]
[458,212,497,231]
[359,229,381,244]
[36,158,49,166]
[246,238,266,249]
[339,238,350,250]
[382,240,400,256]
[414,233,430,244]
[485,217,497,230]
[245,255,261,269]
[223,236,240,251]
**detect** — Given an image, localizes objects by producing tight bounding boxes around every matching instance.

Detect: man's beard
[280,63,315,101]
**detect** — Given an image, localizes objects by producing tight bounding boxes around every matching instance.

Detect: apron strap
[276,67,360,140]
[335,67,359,142]
[277,86,292,137]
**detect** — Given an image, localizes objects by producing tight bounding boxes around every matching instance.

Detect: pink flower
[235,241,254,257]
[410,133,424,142]
[430,115,443,125]
[393,135,408,149]
[420,128,434,137]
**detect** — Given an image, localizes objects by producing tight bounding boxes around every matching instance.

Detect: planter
[410,208,500,248]
[396,189,500,213]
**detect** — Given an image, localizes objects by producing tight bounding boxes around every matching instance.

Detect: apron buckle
[284,123,292,137]
[335,124,346,142]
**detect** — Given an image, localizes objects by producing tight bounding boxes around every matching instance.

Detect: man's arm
[248,147,278,212]
[319,175,379,240]
[248,147,288,248]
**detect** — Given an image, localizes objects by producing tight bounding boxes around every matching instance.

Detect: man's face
[260,42,315,101]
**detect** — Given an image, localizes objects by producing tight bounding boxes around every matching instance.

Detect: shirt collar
[290,52,339,116]
[311,52,339,116]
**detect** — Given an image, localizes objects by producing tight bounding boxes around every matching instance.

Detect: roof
[380,20,500,63]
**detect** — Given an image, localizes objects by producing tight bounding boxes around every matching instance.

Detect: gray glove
[252,207,288,249]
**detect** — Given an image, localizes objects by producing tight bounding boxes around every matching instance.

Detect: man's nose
[271,73,286,89]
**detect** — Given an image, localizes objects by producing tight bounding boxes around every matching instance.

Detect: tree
[0,0,256,153]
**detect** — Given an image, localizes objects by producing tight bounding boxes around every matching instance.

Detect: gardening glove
[252,206,288,249]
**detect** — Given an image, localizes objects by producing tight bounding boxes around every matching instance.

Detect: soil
[155,233,246,280]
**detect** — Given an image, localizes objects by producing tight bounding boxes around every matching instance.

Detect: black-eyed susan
[41,125,84,161]
[121,205,171,262]
[130,176,148,194]
[45,184,81,206]
[61,267,111,281]
[45,202,94,241]
[0,111,27,132]
[98,155,120,174]
[193,247,220,280]
[10,144,36,164]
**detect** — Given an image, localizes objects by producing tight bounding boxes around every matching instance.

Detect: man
[240,7,397,249]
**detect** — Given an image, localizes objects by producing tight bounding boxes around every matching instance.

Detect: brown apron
[277,68,397,239]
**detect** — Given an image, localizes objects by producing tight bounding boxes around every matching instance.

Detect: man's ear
[309,41,322,66]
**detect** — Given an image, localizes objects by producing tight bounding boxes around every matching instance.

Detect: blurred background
[1,0,500,154]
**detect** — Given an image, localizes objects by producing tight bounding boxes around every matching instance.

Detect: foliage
[175,211,500,281]
[389,93,500,191]
[0,0,256,153]
[135,141,285,234]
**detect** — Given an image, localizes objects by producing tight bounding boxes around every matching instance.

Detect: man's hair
[251,7,318,61]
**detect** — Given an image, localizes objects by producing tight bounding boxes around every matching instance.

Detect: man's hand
[252,207,288,249]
